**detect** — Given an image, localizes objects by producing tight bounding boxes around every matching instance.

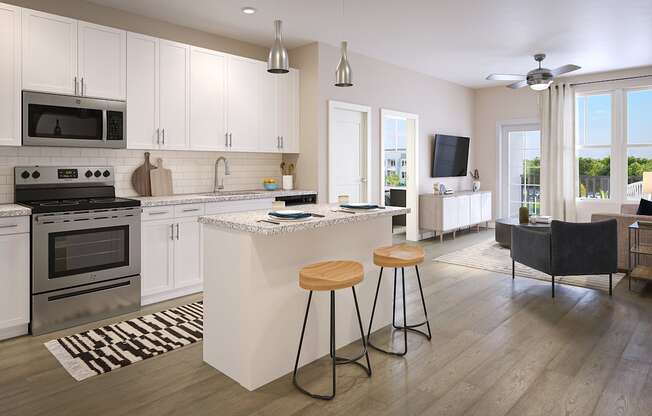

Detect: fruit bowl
[263,178,279,191]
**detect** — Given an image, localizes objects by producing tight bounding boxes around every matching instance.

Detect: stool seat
[299,261,363,291]
[373,244,425,268]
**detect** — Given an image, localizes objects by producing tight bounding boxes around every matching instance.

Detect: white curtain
[540,83,577,221]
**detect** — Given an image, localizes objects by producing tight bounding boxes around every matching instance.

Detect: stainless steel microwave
[22,91,126,148]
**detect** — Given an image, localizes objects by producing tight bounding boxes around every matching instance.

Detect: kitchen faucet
[214,157,230,191]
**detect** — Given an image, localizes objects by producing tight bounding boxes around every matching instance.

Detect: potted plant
[469,169,481,192]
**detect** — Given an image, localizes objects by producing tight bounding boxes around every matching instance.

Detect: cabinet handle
[0,224,18,229]
[74,76,78,95]
[176,223,180,240]
[225,132,229,147]
[162,128,166,145]
[81,77,85,96]
[229,133,232,148]
[281,136,284,148]
[148,211,168,216]
[156,128,160,145]
[170,224,174,240]
[182,208,200,212]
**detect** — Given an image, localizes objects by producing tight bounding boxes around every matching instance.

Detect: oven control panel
[15,166,114,185]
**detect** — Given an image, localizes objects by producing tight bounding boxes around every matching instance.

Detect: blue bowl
[264,183,279,191]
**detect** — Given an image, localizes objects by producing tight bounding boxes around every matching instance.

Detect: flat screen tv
[431,134,470,177]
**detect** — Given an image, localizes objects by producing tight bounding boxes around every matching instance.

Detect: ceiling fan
[486,54,581,90]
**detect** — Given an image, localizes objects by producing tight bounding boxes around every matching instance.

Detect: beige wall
[4,0,267,60]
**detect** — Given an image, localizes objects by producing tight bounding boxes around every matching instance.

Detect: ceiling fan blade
[486,74,526,81]
[551,64,581,76]
[507,80,529,89]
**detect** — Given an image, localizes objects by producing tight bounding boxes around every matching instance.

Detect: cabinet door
[159,40,189,150]
[227,56,260,152]
[0,3,21,147]
[173,217,203,289]
[0,233,29,332]
[258,70,279,152]
[78,21,126,100]
[22,9,77,95]
[470,193,482,224]
[458,195,471,227]
[126,32,159,149]
[279,68,300,153]
[141,219,175,297]
[481,192,492,222]
[190,47,227,151]
[442,197,458,231]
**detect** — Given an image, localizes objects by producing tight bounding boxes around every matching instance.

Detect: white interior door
[329,105,369,203]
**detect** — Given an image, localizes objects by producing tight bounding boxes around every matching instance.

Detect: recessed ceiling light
[241,6,256,15]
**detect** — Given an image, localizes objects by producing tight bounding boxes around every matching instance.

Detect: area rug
[45,301,203,381]
[434,239,624,293]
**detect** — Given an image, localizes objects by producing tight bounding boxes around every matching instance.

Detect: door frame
[380,109,419,241]
[496,118,540,219]
[328,100,372,203]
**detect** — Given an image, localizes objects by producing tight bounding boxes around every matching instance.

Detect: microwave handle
[101,110,107,141]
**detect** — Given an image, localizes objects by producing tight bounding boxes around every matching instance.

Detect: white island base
[201,213,400,391]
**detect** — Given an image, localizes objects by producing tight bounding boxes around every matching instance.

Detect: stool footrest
[392,319,432,338]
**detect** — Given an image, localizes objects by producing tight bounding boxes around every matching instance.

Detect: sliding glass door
[500,124,541,217]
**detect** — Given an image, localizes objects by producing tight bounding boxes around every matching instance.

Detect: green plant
[579,183,587,197]
[386,172,401,186]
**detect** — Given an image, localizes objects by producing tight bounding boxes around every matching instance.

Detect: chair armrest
[551,219,617,275]
[511,226,551,275]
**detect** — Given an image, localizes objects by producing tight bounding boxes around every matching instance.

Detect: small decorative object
[519,206,529,224]
[433,182,440,194]
[263,178,279,191]
[282,175,293,190]
[54,119,62,136]
[338,194,350,204]
[469,169,481,192]
[439,184,447,194]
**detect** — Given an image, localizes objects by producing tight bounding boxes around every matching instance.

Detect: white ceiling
[87,0,652,88]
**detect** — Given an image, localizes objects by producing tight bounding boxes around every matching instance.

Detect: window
[383,118,407,187]
[500,124,541,217]
[626,89,652,200]
[576,94,612,199]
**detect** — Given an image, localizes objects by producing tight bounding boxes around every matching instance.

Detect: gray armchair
[511,219,618,297]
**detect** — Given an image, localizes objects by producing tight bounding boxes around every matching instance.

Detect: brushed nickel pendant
[267,20,289,74]
[334,41,352,87]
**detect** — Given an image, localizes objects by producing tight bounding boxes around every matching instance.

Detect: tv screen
[431,134,470,177]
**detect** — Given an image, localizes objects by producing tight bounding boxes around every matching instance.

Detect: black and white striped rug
[44,301,203,381]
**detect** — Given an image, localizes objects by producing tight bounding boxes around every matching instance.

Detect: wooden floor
[2,229,652,416]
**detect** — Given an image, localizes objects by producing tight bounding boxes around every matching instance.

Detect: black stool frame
[366,265,431,356]
[292,286,371,400]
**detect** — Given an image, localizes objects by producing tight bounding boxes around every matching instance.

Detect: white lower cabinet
[173,217,202,289]
[0,217,30,341]
[141,218,175,299]
[419,191,492,241]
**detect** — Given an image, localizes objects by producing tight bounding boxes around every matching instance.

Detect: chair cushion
[636,198,652,215]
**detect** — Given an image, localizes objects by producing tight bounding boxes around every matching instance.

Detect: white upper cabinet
[227,56,261,152]
[22,9,77,95]
[78,21,126,100]
[190,47,227,151]
[159,40,189,150]
[0,3,21,147]
[258,68,300,153]
[280,68,300,153]
[258,70,279,152]
[126,32,159,149]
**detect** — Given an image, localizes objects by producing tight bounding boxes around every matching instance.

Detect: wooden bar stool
[366,244,431,356]
[292,260,372,400]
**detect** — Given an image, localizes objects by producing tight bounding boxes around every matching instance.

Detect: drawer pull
[148,211,169,216]
[182,208,200,212]
[0,224,18,229]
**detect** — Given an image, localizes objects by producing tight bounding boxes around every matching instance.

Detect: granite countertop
[198,204,410,236]
[134,189,317,207]
[0,204,31,217]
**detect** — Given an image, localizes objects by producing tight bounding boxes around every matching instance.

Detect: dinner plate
[267,214,313,222]
[269,210,311,219]
[339,203,379,210]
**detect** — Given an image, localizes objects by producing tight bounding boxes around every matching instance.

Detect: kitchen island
[198,204,409,390]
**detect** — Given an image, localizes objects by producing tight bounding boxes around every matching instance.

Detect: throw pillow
[636,198,652,215]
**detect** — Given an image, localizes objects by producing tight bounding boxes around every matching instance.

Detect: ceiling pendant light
[267,20,289,73]
[334,41,352,87]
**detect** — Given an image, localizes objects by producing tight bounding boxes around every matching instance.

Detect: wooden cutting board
[131,152,157,196]
[150,158,173,196]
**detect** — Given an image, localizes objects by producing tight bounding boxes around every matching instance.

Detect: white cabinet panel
[227,56,260,152]
[441,197,458,231]
[0,232,29,336]
[78,21,125,99]
[481,192,492,222]
[22,9,77,95]
[0,3,20,147]
[190,47,227,151]
[173,217,202,289]
[458,195,470,227]
[279,68,300,153]
[141,219,174,297]
[126,32,159,149]
[159,40,189,150]
[258,70,279,152]
[470,193,482,224]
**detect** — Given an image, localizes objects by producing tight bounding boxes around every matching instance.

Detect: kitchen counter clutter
[198,204,409,236]
[0,204,31,217]
[134,189,316,207]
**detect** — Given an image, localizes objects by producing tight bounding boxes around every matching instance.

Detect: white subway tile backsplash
[0,147,283,203]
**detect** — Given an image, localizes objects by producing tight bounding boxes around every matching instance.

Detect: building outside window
[383,117,407,187]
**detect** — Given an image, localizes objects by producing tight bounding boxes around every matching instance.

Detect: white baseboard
[0,324,28,341]
[142,284,203,306]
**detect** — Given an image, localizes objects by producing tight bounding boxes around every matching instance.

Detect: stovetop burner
[21,196,141,214]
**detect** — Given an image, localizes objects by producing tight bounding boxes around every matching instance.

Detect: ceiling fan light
[530,80,552,91]
[267,20,289,74]
[335,41,352,87]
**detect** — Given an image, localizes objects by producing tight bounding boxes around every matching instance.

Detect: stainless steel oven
[22,91,126,148]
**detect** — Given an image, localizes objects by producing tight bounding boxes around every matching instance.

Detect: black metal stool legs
[367,265,432,356]
[293,288,371,400]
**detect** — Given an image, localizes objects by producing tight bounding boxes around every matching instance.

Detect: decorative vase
[519,206,529,224]
[473,180,481,192]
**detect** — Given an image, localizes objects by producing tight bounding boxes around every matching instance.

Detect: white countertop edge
[0,204,32,217]
[134,190,317,207]
[198,205,409,236]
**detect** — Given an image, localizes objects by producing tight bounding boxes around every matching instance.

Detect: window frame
[624,86,652,200]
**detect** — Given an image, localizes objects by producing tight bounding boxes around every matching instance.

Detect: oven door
[22,91,126,148]
[32,208,140,294]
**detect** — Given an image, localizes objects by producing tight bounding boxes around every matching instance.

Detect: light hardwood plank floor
[1,228,651,416]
